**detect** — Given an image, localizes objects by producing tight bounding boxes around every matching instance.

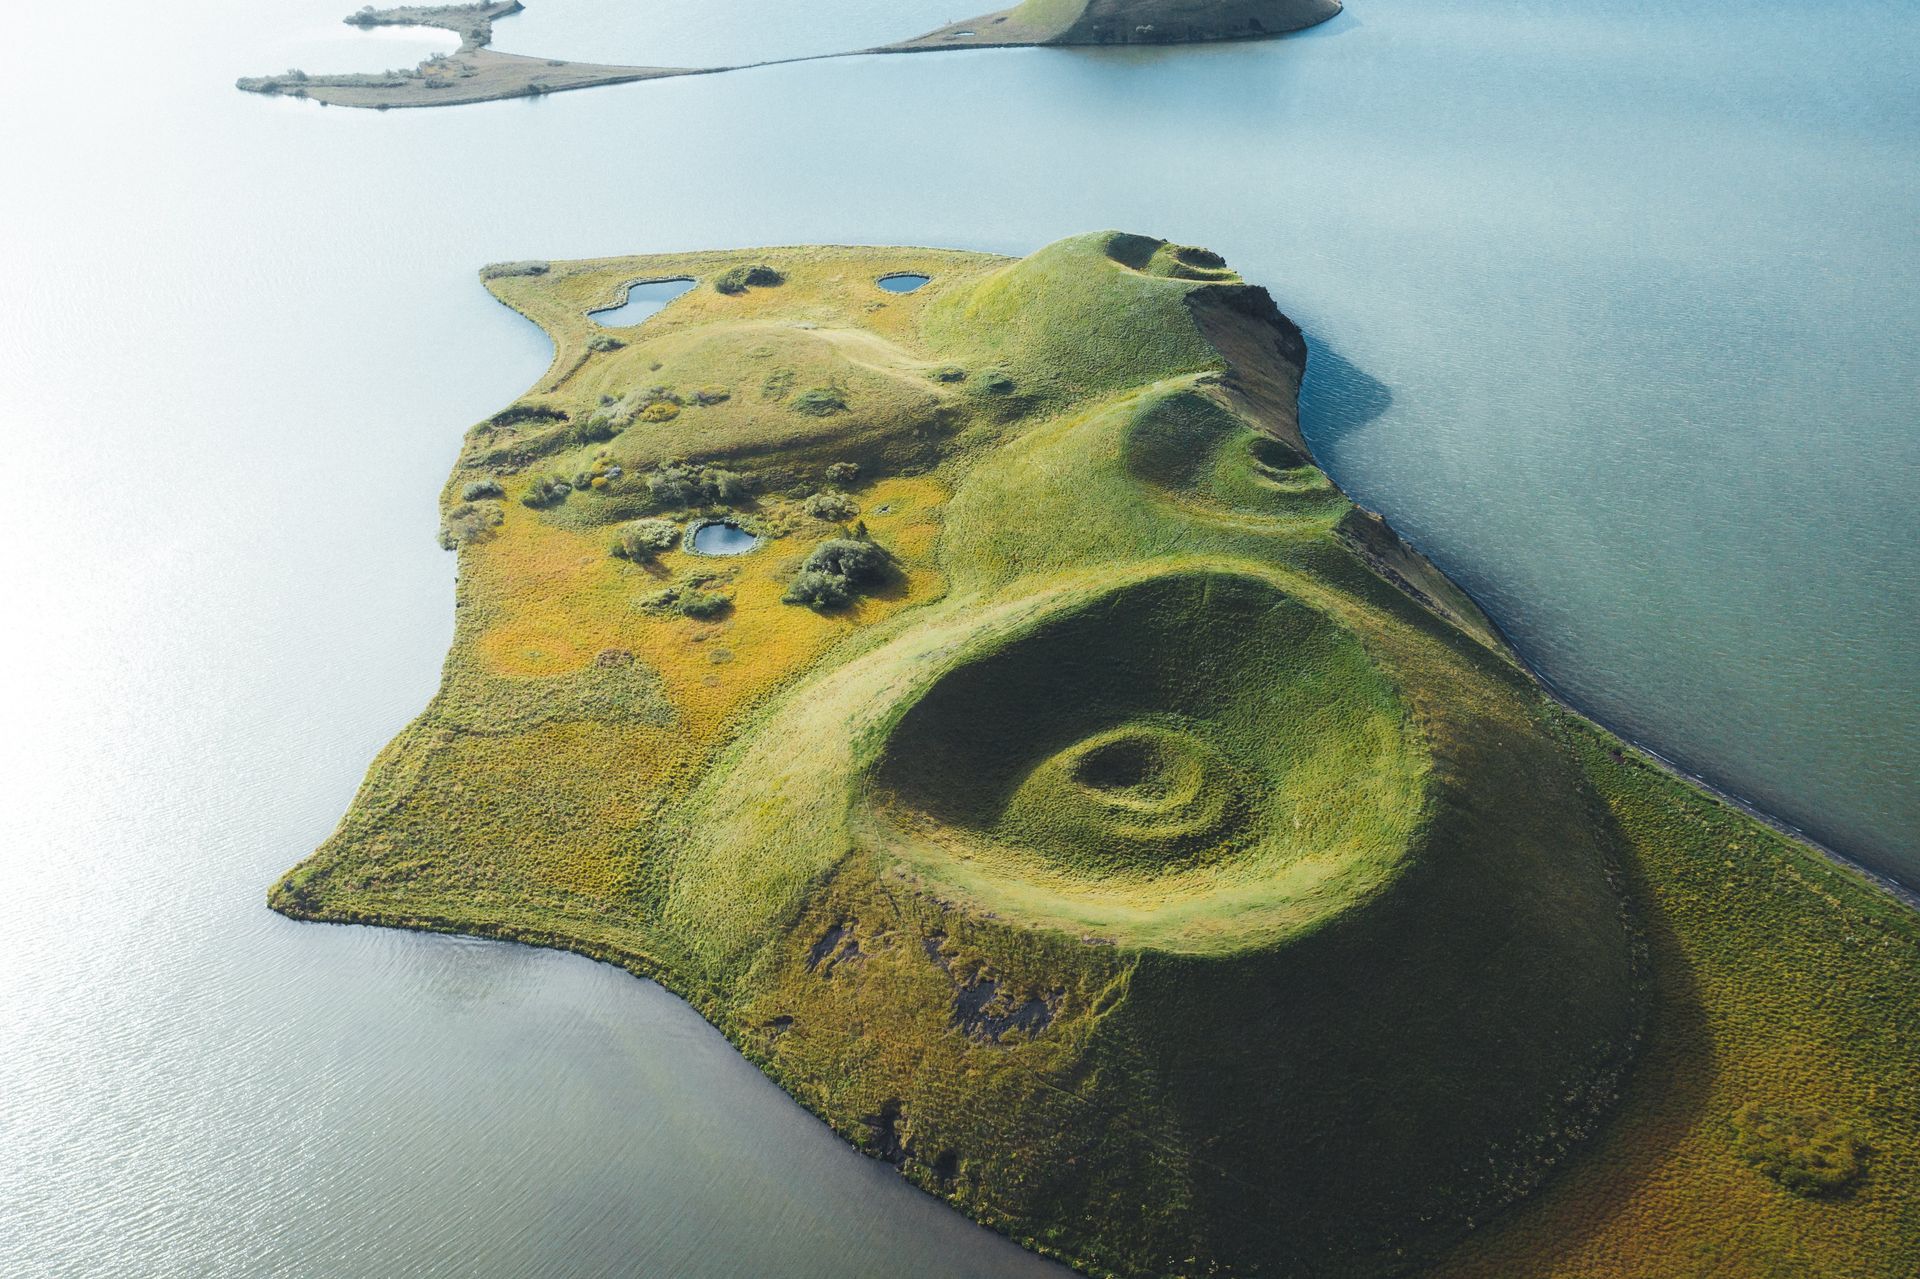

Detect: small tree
[521,474,571,508]
[802,491,858,521]
[610,518,680,562]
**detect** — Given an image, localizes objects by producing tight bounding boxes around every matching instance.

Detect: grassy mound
[870,569,1423,947]
[278,232,1920,1279]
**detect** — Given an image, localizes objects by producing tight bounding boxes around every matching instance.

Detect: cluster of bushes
[521,474,572,508]
[587,333,625,353]
[928,365,966,383]
[802,490,858,521]
[571,454,623,491]
[639,583,732,619]
[439,500,503,549]
[824,461,860,485]
[461,478,504,501]
[1729,1102,1866,1196]
[569,386,684,447]
[784,537,891,610]
[714,265,784,295]
[609,518,679,562]
[688,386,731,406]
[567,415,618,447]
[646,461,751,508]
[792,387,848,417]
[481,260,550,279]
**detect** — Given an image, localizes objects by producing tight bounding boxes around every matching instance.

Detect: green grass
[276,232,1920,1279]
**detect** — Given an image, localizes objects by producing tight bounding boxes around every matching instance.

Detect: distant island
[275,233,1920,1277]
[235,0,1343,109]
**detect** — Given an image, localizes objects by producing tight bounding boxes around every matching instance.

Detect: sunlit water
[590,277,699,326]
[690,522,762,556]
[1,0,1914,1272]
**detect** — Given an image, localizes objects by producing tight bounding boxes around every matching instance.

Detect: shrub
[461,479,504,501]
[1730,1102,1865,1196]
[714,264,784,295]
[803,537,889,585]
[980,371,1017,395]
[803,491,858,521]
[929,365,966,383]
[689,387,731,406]
[677,590,731,620]
[792,387,848,416]
[645,462,752,508]
[825,461,860,485]
[521,474,571,508]
[783,570,854,609]
[587,334,625,353]
[640,401,681,423]
[481,260,549,279]
[705,468,750,501]
[639,583,733,619]
[611,518,680,562]
[784,537,892,609]
[567,416,617,447]
[439,501,503,549]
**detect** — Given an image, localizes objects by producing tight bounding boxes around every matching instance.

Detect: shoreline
[236,0,1343,110]
[1365,514,1920,915]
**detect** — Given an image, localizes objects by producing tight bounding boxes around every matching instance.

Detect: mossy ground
[278,232,1920,1278]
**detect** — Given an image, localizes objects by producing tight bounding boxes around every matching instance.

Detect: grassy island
[278,233,1920,1277]
[235,0,1342,109]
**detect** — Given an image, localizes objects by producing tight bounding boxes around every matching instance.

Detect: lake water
[1,0,1914,1273]
[877,272,934,293]
[690,522,762,556]
[590,277,698,327]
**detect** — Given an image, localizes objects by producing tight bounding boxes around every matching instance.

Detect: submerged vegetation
[278,234,1920,1278]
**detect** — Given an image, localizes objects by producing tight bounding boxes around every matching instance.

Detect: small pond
[590,277,697,326]
[690,522,760,556]
[876,273,931,294]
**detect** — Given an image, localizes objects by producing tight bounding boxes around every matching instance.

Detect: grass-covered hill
[277,232,1920,1277]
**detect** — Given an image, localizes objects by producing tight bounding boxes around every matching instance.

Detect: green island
[276,233,1920,1277]
[235,0,1342,109]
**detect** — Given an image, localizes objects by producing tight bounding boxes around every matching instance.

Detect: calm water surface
[590,277,699,326]
[2,0,1915,1273]
[690,523,762,556]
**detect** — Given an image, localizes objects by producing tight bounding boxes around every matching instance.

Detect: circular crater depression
[868,570,1425,951]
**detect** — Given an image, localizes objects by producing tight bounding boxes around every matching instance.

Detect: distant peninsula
[275,233,1920,1277]
[236,0,1343,109]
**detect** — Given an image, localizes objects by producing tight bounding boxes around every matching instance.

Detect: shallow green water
[1,0,1914,1273]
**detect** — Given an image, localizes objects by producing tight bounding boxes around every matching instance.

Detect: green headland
[276,233,1920,1276]
[235,0,1343,109]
